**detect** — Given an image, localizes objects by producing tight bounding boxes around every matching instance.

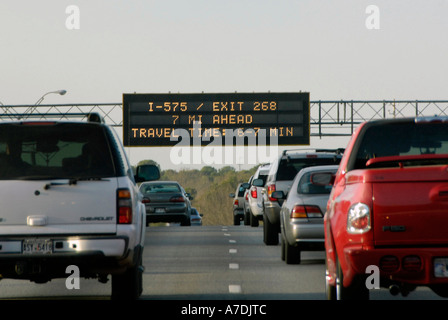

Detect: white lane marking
[229,285,242,294]
[225,228,241,294]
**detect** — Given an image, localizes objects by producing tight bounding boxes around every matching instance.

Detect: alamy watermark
[365,265,380,290]
[65,265,80,290]
[365,5,380,30]
[168,122,279,166]
[65,5,80,30]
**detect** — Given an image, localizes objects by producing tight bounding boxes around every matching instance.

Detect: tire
[284,241,301,264]
[325,257,337,300]
[263,214,278,245]
[430,285,448,298]
[112,252,143,300]
[250,211,259,227]
[244,210,250,226]
[181,217,191,226]
[233,214,240,226]
[281,235,286,261]
[335,258,369,300]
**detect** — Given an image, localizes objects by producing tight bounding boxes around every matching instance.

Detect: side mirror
[135,164,160,183]
[241,182,250,189]
[271,191,285,199]
[310,172,335,186]
[252,178,264,187]
[229,193,235,198]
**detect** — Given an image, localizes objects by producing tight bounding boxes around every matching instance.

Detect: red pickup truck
[324,117,448,300]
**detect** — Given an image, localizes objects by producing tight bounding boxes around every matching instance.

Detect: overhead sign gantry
[122,92,310,147]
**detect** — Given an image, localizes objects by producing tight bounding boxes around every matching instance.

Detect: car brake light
[142,197,150,204]
[117,189,132,224]
[250,187,257,198]
[347,203,371,234]
[234,199,239,205]
[267,184,276,201]
[170,196,185,203]
[291,205,323,219]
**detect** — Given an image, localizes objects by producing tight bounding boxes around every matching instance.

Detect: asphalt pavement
[0,225,445,301]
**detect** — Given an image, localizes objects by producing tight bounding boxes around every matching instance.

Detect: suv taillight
[117,189,132,224]
[267,184,276,201]
[250,186,257,198]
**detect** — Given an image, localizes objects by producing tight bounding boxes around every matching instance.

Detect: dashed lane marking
[228,285,242,294]
[229,263,239,270]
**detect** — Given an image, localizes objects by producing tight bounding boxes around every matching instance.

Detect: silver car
[190,207,203,226]
[275,165,339,264]
[140,181,193,226]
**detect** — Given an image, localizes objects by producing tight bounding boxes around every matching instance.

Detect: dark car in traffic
[140,181,193,226]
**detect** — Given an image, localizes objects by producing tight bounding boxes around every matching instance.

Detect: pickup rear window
[351,120,448,170]
[0,123,115,180]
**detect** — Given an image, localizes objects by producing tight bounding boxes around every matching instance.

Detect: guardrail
[1,100,447,137]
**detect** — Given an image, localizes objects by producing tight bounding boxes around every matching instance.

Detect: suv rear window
[0,123,115,180]
[237,185,246,197]
[276,157,341,181]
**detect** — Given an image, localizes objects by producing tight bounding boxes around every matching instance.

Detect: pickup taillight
[117,189,132,224]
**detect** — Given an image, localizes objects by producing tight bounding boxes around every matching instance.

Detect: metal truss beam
[1,100,448,137]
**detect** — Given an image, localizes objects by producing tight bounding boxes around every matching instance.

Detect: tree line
[136,160,257,225]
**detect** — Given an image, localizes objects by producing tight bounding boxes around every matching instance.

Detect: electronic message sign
[122,92,309,147]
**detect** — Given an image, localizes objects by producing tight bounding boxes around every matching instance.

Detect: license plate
[23,239,53,254]
[155,208,166,213]
[434,258,448,278]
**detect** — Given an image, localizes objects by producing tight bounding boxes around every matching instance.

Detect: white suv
[0,114,159,299]
[261,149,342,245]
[246,163,271,227]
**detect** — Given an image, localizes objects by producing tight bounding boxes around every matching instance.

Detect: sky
[1,0,447,170]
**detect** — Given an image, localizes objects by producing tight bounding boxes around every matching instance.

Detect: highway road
[0,225,446,301]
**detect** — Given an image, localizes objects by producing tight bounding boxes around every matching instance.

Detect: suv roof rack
[281,148,344,156]
[87,112,104,123]
[0,112,104,124]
